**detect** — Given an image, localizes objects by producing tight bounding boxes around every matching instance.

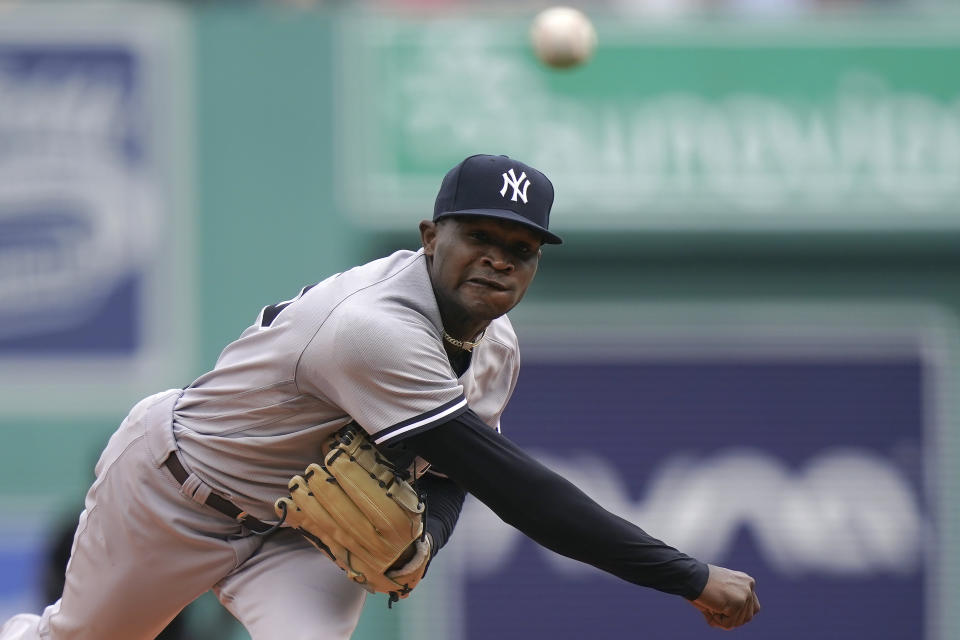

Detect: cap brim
[435,209,563,245]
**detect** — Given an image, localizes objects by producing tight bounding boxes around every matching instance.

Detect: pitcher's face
[421,216,542,323]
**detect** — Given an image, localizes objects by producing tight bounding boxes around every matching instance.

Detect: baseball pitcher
[1,154,759,640]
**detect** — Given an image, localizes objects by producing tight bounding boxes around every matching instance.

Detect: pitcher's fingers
[700,610,723,629]
[733,600,754,628]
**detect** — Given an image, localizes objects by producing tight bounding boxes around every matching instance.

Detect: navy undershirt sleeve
[417,472,466,555]
[402,409,709,600]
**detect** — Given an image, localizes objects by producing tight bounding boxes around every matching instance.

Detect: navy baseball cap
[433,154,562,245]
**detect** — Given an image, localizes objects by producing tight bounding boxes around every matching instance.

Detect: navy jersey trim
[373,395,469,445]
[259,283,318,328]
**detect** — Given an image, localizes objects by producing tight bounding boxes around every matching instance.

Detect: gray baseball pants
[0,390,366,640]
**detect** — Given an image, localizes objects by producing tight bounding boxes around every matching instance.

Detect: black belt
[163,452,278,535]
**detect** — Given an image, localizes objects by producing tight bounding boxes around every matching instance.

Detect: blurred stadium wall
[0,3,958,639]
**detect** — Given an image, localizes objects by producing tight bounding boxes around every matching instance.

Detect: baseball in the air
[530,6,597,69]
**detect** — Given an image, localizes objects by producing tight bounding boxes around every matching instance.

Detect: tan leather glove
[276,425,429,602]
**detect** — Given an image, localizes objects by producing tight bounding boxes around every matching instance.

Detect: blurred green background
[0,3,958,638]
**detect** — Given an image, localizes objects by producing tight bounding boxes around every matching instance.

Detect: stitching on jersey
[484,334,513,350]
[45,504,99,631]
[180,391,307,431]
[474,332,519,430]
[182,403,337,437]
[292,251,433,396]
[93,433,147,484]
[181,379,297,411]
[183,412,297,437]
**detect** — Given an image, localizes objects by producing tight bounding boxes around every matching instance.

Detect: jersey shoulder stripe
[372,394,469,445]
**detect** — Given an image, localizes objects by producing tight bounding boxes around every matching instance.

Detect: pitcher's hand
[690,564,760,630]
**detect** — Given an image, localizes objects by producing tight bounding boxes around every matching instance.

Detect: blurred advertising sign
[336,17,960,231]
[409,302,955,640]
[0,4,194,414]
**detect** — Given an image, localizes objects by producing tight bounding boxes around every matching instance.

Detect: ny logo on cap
[500,168,530,204]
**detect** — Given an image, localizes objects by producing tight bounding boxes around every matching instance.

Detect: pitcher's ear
[419,220,438,256]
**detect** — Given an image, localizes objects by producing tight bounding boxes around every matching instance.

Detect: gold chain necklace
[442,330,485,352]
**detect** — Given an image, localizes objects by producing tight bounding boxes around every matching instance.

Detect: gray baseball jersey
[0,248,522,640]
[173,247,519,522]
